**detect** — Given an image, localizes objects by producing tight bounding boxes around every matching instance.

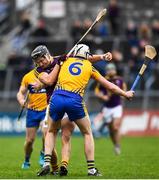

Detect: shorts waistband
[54,89,82,100]
[28,108,46,112]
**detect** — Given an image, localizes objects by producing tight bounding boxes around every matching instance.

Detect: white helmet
[73,44,90,59]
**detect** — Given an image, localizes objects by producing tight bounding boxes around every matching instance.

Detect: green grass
[0,136,159,179]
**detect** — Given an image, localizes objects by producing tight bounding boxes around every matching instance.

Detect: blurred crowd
[70,0,159,89]
[0,0,159,90]
[7,11,50,70]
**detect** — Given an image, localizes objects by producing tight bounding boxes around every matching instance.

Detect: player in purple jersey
[31,45,113,176]
[94,63,127,155]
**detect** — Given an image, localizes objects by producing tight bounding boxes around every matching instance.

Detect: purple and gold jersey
[95,76,124,108]
[34,55,66,103]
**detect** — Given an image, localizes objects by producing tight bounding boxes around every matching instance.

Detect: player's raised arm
[97,76,134,100]
[88,52,112,63]
[38,64,60,86]
[91,68,134,100]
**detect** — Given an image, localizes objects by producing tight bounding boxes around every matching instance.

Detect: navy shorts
[49,91,87,121]
[26,109,46,128]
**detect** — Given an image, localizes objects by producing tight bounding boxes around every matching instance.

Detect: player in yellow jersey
[17,70,48,169]
[31,45,112,176]
[37,44,134,176]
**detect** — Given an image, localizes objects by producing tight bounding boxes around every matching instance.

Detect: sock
[87,160,95,170]
[40,151,44,156]
[61,160,68,169]
[44,154,51,166]
[51,149,59,172]
[25,155,30,163]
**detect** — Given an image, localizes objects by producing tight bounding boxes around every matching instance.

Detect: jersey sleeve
[91,66,102,80]
[21,75,28,88]
[38,72,47,79]
[54,54,67,65]
[34,68,48,81]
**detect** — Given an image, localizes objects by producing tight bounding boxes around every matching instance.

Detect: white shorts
[102,105,123,123]
[42,105,69,128]
[42,105,49,128]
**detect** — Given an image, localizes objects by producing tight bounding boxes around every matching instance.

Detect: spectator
[31,19,50,38]
[125,20,139,47]
[128,46,140,72]
[139,39,149,51]
[111,49,123,75]
[112,49,123,62]
[139,22,151,40]
[108,0,120,35]
[96,22,109,37]
[11,11,31,52]
[125,20,138,39]
[7,51,32,70]
[82,18,96,40]
[70,20,83,40]
[19,11,31,35]
[152,20,159,39]
[128,46,144,89]
[31,19,50,46]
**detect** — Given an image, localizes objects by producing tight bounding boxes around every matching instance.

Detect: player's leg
[37,116,61,176]
[22,127,37,169]
[65,96,101,176]
[108,105,123,155]
[22,109,43,169]
[41,107,59,174]
[93,111,105,137]
[41,122,59,175]
[44,117,60,166]
[39,122,46,167]
[75,116,102,176]
[109,117,122,155]
[37,94,65,176]
[50,147,59,175]
[60,116,75,176]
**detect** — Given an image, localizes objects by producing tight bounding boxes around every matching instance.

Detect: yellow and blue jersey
[55,57,102,97]
[50,57,102,121]
[21,70,47,111]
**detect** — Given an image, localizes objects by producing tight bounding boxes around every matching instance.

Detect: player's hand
[19,99,26,108]
[32,80,43,91]
[102,95,109,101]
[103,52,112,61]
[125,91,135,100]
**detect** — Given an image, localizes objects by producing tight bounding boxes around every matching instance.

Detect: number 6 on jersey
[69,62,83,76]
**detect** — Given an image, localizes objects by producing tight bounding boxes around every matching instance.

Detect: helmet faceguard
[31,45,50,62]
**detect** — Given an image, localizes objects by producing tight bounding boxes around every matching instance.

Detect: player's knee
[112,123,120,131]
[25,137,35,145]
[112,119,121,131]
[81,126,92,136]
[61,131,71,143]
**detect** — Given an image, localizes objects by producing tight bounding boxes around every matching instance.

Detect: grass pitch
[0,136,159,179]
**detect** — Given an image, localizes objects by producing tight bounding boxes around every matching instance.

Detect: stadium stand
[0,0,159,111]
